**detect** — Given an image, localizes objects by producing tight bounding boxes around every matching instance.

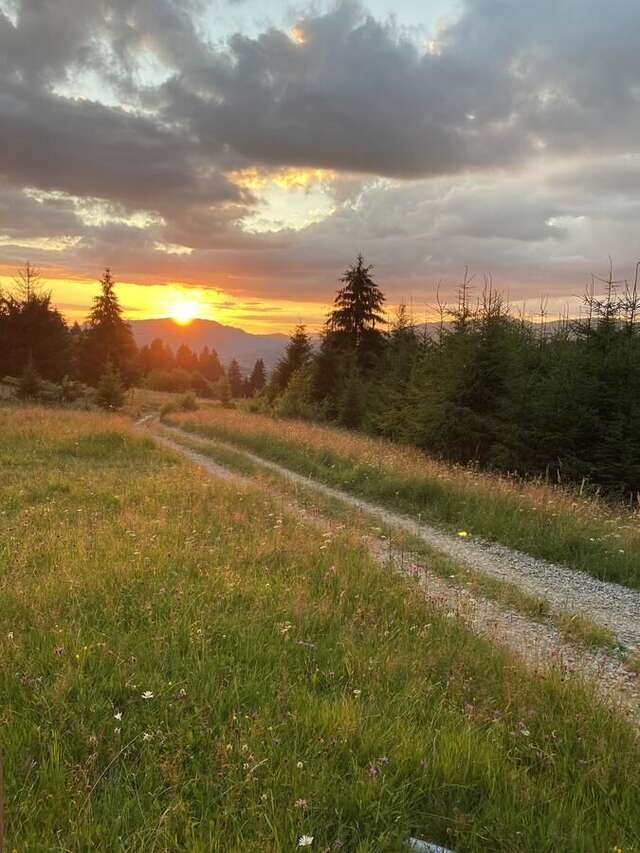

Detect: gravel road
[159,422,640,652]
[139,419,640,728]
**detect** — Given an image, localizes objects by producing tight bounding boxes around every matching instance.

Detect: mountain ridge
[129,318,287,371]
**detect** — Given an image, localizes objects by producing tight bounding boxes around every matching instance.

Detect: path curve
[138,418,640,728]
[161,422,640,652]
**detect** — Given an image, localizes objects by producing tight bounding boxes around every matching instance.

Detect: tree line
[4,257,639,497]
[261,255,640,499]
[0,265,266,406]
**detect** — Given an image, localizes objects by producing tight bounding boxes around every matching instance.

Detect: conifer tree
[249,358,266,394]
[327,254,386,369]
[227,359,244,398]
[0,264,71,380]
[272,325,312,391]
[82,269,138,386]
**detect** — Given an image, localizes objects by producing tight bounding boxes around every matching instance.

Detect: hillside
[129,318,287,371]
[3,404,640,850]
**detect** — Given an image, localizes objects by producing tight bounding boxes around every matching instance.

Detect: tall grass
[170,408,640,588]
[1,406,639,851]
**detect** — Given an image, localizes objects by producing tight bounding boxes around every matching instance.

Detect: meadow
[1,404,639,851]
[169,407,640,589]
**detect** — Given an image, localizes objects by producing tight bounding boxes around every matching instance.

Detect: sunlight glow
[169,299,202,325]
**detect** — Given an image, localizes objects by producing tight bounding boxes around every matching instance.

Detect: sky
[1,0,640,333]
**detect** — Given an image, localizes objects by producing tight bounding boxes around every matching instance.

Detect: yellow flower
[457,530,469,538]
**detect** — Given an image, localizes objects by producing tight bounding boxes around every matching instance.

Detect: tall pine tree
[82,269,138,386]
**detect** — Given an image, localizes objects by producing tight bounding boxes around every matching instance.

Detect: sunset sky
[2,0,640,332]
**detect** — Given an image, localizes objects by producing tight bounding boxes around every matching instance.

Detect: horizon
[3,0,640,330]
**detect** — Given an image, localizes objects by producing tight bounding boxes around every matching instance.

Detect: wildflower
[295,798,308,809]
[296,761,304,769]
[143,731,153,741]
[367,763,379,778]
[141,690,154,700]
[352,689,361,697]
[114,727,121,735]
[457,530,469,538]
[114,711,122,721]
[177,687,187,700]
[298,836,314,847]
[332,841,344,850]
[7,632,14,640]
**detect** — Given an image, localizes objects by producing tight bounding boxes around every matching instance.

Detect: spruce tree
[82,269,138,387]
[0,264,71,380]
[272,326,312,391]
[227,359,244,398]
[249,358,266,394]
[327,254,386,369]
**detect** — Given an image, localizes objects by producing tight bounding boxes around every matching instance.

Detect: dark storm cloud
[161,0,640,179]
[0,72,244,212]
[2,0,640,304]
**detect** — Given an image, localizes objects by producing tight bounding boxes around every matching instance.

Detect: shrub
[96,361,126,410]
[273,366,318,420]
[179,391,198,412]
[17,359,41,399]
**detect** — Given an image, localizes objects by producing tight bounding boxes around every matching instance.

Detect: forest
[2,258,639,497]
[262,257,640,498]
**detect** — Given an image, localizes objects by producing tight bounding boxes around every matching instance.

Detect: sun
[170,299,201,325]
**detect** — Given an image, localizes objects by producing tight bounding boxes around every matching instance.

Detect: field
[169,406,640,589]
[2,405,640,851]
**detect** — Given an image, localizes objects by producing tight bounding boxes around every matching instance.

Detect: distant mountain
[129,318,287,372]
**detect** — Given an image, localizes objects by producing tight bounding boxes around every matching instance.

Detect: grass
[2,405,640,852]
[168,408,640,589]
[163,427,620,654]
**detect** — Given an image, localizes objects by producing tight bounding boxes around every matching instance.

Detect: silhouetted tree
[0,263,71,380]
[272,325,312,391]
[327,254,386,370]
[249,358,266,394]
[82,269,137,386]
[228,359,244,398]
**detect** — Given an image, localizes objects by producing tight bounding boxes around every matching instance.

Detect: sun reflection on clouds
[229,167,336,233]
[289,25,306,44]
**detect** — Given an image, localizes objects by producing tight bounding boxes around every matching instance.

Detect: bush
[160,400,179,418]
[273,366,318,420]
[145,368,192,393]
[96,361,126,410]
[18,359,41,399]
[179,392,198,411]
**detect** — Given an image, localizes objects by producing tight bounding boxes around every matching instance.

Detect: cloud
[2,0,640,313]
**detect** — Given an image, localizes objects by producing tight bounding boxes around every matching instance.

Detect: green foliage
[269,261,640,498]
[273,365,318,419]
[272,325,312,391]
[82,269,138,387]
[17,357,41,399]
[3,408,640,850]
[96,360,126,410]
[249,357,267,394]
[178,391,198,411]
[0,264,71,380]
[227,358,243,398]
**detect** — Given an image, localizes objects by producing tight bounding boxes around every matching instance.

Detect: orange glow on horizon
[0,273,329,334]
[169,298,201,325]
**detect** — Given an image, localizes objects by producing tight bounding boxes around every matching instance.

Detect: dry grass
[170,408,640,587]
[2,404,640,851]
